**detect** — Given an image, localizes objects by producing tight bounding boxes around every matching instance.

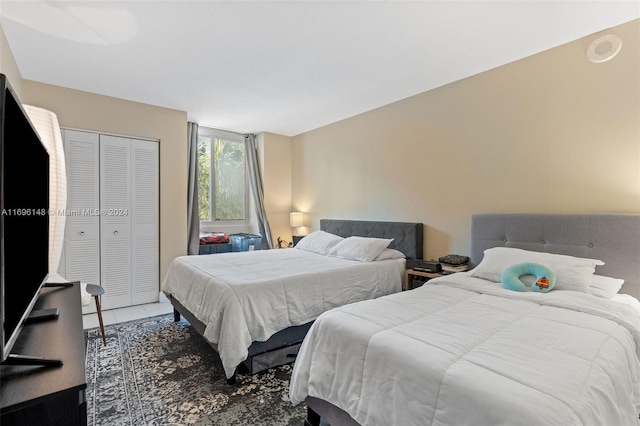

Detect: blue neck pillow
[501,262,556,293]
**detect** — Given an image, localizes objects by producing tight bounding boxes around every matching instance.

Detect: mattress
[290,273,640,426]
[161,248,404,378]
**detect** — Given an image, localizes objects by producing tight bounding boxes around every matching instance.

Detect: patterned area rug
[85,314,307,425]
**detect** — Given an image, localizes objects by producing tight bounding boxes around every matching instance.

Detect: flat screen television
[0,73,51,365]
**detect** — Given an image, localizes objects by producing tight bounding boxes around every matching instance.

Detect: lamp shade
[290,212,303,228]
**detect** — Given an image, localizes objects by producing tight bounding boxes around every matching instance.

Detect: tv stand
[1,282,87,425]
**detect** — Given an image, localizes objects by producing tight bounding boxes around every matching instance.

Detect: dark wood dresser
[1,282,87,425]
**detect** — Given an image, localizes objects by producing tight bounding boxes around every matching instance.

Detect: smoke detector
[586,34,623,63]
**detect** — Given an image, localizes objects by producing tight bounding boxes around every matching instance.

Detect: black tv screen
[0,74,50,363]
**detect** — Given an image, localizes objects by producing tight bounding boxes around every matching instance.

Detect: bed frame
[469,213,640,300]
[169,218,424,384]
[304,213,640,426]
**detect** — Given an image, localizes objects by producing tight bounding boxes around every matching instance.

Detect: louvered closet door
[60,130,101,313]
[99,135,132,310]
[131,139,159,305]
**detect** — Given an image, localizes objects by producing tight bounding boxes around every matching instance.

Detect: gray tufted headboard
[320,219,423,260]
[470,214,640,299]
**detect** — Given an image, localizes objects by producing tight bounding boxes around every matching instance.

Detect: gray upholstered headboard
[320,219,423,259]
[470,214,640,299]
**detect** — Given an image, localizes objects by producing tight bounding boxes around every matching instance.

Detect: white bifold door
[60,129,159,312]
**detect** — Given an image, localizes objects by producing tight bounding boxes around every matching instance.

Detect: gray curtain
[187,122,200,255]
[245,134,274,249]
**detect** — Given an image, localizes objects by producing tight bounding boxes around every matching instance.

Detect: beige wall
[259,132,294,247]
[22,81,188,286]
[0,26,23,97]
[292,19,640,260]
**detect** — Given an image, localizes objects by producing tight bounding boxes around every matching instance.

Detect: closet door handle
[114,230,119,235]
[80,231,85,236]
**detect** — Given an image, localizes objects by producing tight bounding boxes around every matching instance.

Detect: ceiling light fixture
[586,33,622,63]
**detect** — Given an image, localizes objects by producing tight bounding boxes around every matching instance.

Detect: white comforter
[161,248,404,378]
[290,274,640,426]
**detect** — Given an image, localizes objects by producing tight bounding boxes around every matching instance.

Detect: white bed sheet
[161,248,404,378]
[290,274,640,426]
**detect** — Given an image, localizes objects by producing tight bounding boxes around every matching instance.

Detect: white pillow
[328,236,394,262]
[589,275,624,299]
[294,231,343,255]
[373,248,405,261]
[469,247,604,293]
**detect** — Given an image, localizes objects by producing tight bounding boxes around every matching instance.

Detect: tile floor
[82,292,174,330]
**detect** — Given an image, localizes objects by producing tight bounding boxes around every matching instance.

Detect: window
[197,127,248,225]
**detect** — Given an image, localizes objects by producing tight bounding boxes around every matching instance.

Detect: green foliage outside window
[197,135,246,222]
[197,136,211,221]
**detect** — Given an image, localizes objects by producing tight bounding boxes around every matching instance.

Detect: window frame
[197,126,250,228]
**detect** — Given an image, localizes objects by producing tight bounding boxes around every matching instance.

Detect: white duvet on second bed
[290,274,640,426]
[161,248,404,378]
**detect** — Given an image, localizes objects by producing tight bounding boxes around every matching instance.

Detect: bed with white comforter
[161,248,404,379]
[290,273,640,426]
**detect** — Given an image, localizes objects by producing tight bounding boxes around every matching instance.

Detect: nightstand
[404,269,443,291]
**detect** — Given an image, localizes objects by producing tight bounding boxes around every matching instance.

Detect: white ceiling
[1,1,638,137]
